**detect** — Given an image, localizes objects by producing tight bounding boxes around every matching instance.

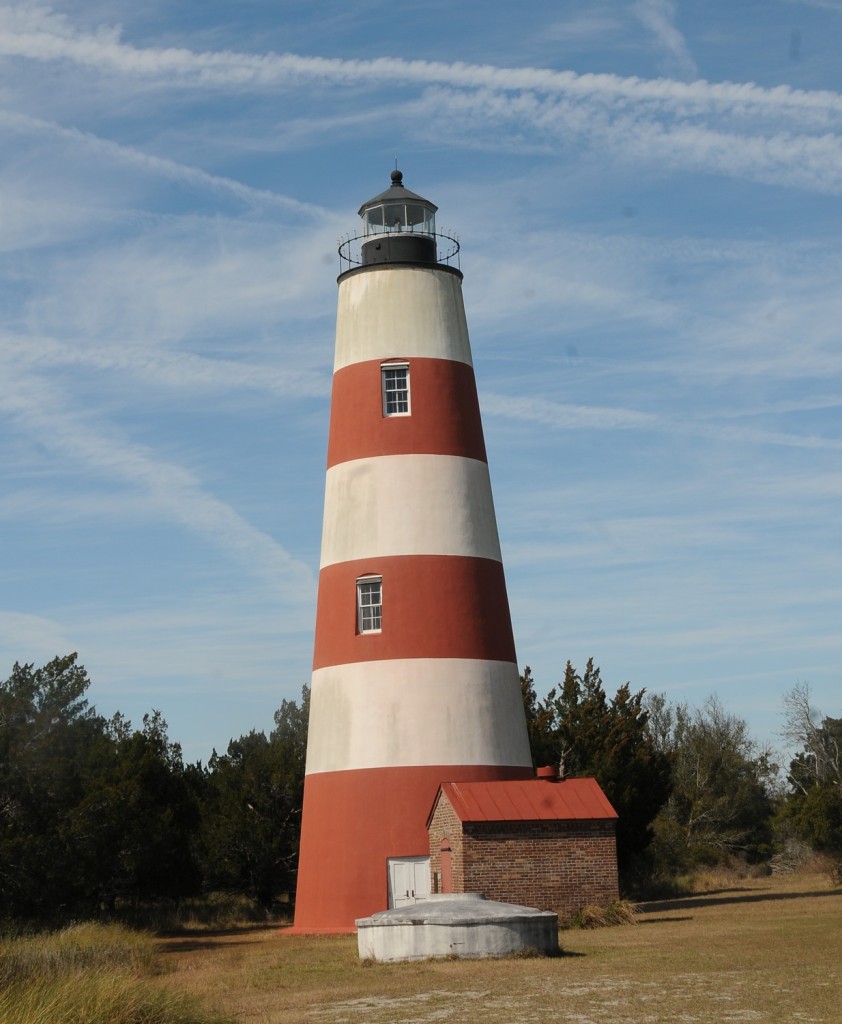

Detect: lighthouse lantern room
[357,168,438,266]
[293,171,533,933]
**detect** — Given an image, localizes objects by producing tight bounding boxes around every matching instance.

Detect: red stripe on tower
[293,171,532,932]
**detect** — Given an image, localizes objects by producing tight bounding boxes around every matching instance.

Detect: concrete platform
[356,893,558,961]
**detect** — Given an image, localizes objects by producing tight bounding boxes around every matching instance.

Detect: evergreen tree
[0,656,202,918]
[104,711,202,905]
[198,687,308,911]
[0,654,113,917]
[1,654,309,921]
[520,660,672,869]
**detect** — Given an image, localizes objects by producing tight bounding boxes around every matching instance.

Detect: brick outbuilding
[427,774,619,920]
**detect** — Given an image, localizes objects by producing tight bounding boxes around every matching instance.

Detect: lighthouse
[293,171,533,932]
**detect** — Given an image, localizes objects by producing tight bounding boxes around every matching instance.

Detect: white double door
[387,856,431,908]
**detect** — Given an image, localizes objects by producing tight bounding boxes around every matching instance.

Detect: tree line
[0,654,307,920]
[521,660,841,885]
[1,653,839,922]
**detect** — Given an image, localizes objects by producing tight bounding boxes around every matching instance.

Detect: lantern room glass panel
[364,207,385,234]
[406,204,434,234]
[384,204,406,231]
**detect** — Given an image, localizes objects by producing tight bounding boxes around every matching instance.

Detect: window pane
[365,207,384,234]
[382,365,410,416]
[406,204,431,232]
[357,578,382,633]
[383,204,405,230]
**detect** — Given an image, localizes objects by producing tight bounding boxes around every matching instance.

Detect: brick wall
[428,797,465,892]
[429,797,619,920]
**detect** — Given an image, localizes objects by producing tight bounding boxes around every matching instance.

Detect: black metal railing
[338,229,461,274]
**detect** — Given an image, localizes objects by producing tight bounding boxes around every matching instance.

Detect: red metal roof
[434,777,618,824]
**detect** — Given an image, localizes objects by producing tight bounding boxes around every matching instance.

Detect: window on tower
[356,576,382,633]
[381,363,410,416]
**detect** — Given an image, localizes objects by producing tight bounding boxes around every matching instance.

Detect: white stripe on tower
[293,173,532,933]
[321,455,502,565]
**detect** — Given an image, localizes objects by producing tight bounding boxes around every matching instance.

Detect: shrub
[563,900,638,930]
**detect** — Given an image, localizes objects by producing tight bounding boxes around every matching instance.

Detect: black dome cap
[358,169,438,217]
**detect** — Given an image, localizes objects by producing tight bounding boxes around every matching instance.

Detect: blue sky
[1,1,840,764]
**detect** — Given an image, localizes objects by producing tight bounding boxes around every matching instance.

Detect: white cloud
[0,611,72,661]
[1,6,841,118]
[1,4,841,206]
[786,0,842,10]
[0,108,328,219]
[406,86,842,194]
[0,365,316,598]
[544,12,626,45]
[3,334,329,399]
[483,392,659,431]
[632,0,697,80]
[484,390,842,451]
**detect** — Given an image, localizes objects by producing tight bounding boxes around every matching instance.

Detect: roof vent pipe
[536,765,559,781]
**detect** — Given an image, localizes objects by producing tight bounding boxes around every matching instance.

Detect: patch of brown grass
[564,899,638,929]
[0,923,159,988]
[0,924,232,1024]
[153,871,842,1024]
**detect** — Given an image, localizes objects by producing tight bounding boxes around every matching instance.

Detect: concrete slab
[356,893,558,961]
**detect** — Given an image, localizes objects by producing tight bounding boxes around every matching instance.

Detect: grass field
[0,923,231,1024]
[153,871,842,1023]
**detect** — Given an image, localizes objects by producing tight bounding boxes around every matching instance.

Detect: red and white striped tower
[293,171,532,932]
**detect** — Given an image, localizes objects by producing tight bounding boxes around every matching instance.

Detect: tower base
[292,763,533,932]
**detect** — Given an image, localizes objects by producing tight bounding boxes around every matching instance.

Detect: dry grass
[0,923,159,988]
[0,924,232,1024]
[152,871,842,1023]
[564,899,639,929]
[0,972,233,1024]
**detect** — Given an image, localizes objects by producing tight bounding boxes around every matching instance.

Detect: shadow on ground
[637,885,842,915]
[157,922,281,953]
[638,915,694,925]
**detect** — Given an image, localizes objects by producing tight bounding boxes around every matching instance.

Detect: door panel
[387,856,431,908]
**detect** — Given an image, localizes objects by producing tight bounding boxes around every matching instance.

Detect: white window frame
[356,576,382,634]
[381,362,410,417]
